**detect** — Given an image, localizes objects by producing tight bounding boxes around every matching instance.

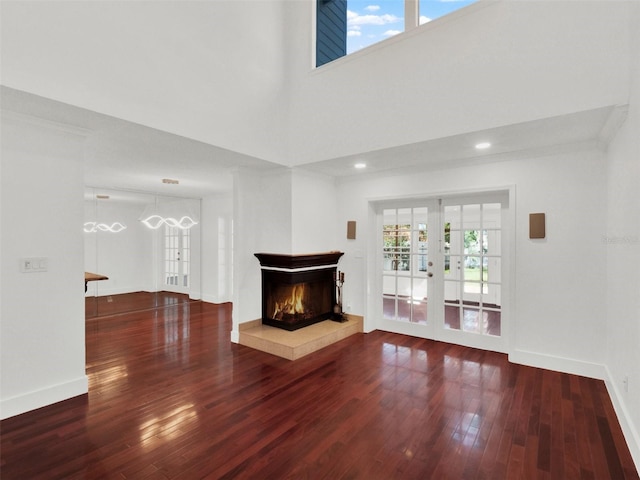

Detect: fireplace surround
[254,251,344,331]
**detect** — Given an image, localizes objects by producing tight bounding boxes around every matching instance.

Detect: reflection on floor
[85,291,196,318]
[445,304,501,336]
[383,297,501,336]
[2,301,637,479]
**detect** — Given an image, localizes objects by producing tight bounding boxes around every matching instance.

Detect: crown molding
[1,108,92,138]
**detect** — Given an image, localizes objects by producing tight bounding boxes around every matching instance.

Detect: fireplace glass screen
[262,269,334,331]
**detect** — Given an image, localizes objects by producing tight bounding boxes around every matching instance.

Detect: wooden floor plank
[1,297,638,479]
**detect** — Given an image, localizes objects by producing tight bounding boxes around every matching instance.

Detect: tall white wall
[231,167,340,339]
[291,169,339,253]
[285,0,631,164]
[605,1,640,468]
[330,145,607,377]
[0,0,288,163]
[1,112,87,419]
[201,194,233,304]
[231,168,292,340]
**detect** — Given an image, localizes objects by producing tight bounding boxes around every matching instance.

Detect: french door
[163,225,191,294]
[378,193,508,353]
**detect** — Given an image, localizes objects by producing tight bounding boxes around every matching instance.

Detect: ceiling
[1,87,282,199]
[300,105,624,178]
[2,87,625,198]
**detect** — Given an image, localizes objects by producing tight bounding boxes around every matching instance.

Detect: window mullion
[405,0,419,31]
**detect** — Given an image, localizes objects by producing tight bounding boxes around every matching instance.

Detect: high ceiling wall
[285,0,633,164]
[1,1,635,166]
[0,0,288,163]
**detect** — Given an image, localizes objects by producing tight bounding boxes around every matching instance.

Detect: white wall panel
[0,113,87,419]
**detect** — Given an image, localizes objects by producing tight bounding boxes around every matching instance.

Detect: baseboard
[509,349,607,380]
[0,375,88,420]
[604,366,640,473]
[230,319,262,344]
[201,294,219,304]
[201,294,233,304]
[85,286,147,297]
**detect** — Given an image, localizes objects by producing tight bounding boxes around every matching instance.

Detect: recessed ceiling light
[475,142,492,150]
[354,163,367,169]
[162,178,179,185]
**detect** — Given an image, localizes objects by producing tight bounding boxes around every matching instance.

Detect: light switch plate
[20,257,48,272]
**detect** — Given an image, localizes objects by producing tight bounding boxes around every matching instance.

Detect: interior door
[379,201,440,339]
[439,196,506,352]
[162,224,191,295]
[377,193,508,353]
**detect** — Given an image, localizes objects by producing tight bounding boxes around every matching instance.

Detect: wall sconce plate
[529,213,545,239]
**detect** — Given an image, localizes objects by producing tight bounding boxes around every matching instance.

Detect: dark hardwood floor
[1,298,638,479]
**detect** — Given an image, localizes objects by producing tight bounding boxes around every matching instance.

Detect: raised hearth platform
[238,315,363,360]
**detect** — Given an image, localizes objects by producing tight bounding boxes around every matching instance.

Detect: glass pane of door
[382,206,430,325]
[443,202,502,338]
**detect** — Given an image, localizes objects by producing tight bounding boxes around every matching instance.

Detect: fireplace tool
[332,271,346,322]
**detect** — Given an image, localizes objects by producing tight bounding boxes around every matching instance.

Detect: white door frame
[161,225,192,295]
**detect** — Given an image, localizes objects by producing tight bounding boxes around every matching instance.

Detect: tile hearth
[238,315,363,360]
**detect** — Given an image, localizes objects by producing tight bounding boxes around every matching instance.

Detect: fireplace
[255,252,344,331]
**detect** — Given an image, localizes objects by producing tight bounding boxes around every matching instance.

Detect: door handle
[427,272,433,278]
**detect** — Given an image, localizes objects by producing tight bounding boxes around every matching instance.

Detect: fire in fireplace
[255,252,344,331]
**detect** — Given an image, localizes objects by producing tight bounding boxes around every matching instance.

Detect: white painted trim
[604,365,640,473]
[509,349,607,380]
[85,286,152,297]
[201,294,220,304]
[598,104,629,144]
[230,329,240,344]
[0,376,88,420]
[1,109,91,138]
[366,185,513,206]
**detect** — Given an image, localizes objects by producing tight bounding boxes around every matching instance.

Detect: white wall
[4,1,631,167]
[285,0,632,164]
[329,145,607,377]
[605,1,640,468]
[231,167,341,339]
[0,0,288,163]
[201,194,233,304]
[84,199,155,296]
[231,168,291,340]
[1,112,87,419]
[291,169,339,253]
